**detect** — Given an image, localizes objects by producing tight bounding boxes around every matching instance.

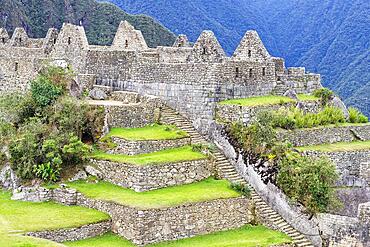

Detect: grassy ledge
[219,94,318,107]
[104,124,189,141]
[0,190,109,247]
[91,145,207,165]
[67,178,240,209]
[64,225,292,247]
[297,140,370,152]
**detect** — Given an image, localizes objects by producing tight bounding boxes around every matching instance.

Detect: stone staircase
[160,106,314,247]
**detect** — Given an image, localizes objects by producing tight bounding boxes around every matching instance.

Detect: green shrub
[62,135,91,165]
[348,107,368,123]
[277,153,339,215]
[313,88,334,105]
[272,106,345,130]
[231,182,252,198]
[0,93,36,125]
[31,76,64,108]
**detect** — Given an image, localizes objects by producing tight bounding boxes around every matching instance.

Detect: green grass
[297,140,370,152]
[64,225,292,247]
[67,178,240,209]
[219,94,318,107]
[0,190,109,247]
[91,145,207,165]
[105,124,189,141]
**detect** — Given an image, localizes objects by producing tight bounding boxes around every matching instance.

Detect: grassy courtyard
[64,225,292,247]
[0,190,109,247]
[219,94,318,107]
[297,140,370,152]
[67,178,240,209]
[104,124,189,141]
[91,145,207,165]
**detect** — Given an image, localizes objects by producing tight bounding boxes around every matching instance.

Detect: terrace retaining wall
[303,151,370,187]
[109,136,191,155]
[27,221,111,243]
[90,158,214,191]
[216,100,321,125]
[277,125,370,147]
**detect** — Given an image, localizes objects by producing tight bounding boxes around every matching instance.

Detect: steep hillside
[0,0,176,47]
[108,0,369,116]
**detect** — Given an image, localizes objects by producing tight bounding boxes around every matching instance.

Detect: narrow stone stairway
[160,106,315,247]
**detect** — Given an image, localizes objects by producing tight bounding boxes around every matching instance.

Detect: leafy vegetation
[68,178,240,209]
[91,145,207,165]
[348,107,368,123]
[0,190,109,247]
[276,154,339,215]
[104,124,189,141]
[226,111,339,215]
[219,94,318,107]
[297,140,370,153]
[313,88,334,106]
[65,225,292,247]
[0,66,103,183]
[230,182,252,198]
[0,0,175,48]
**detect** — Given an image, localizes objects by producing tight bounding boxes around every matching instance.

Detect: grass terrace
[219,94,318,107]
[65,225,292,247]
[67,178,240,209]
[297,140,370,152]
[104,124,189,141]
[0,190,109,247]
[91,145,207,165]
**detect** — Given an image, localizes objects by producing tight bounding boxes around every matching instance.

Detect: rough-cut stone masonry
[0,22,321,133]
[277,125,370,147]
[335,187,370,217]
[76,194,252,246]
[14,186,252,246]
[27,221,111,243]
[318,213,369,247]
[89,159,214,192]
[109,136,191,155]
[216,100,321,125]
[303,150,370,187]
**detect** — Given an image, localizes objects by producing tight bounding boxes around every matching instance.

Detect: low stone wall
[277,124,370,147]
[303,151,370,187]
[216,100,321,125]
[90,158,214,192]
[317,213,370,247]
[27,221,111,243]
[76,194,252,246]
[109,136,191,155]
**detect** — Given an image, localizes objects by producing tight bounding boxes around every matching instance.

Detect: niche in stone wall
[15,62,19,72]
[235,67,240,78]
[248,50,252,58]
[262,67,266,76]
[68,37,71,45]
[1,38,5,44]
[249,68,253,78]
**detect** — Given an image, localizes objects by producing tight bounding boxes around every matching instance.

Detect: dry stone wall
[303,150,370,187]
[27,221,111,243]
[90,158,214,192]
[109,136,191,155]
[216,100,321,125]
[277,125,370,147]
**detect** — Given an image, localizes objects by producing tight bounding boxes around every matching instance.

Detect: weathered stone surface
[0,164,19,190]
[330,96,349,118]
[277,124,370,147]
[109,136,191,155]
[89,87,108,100]
[283,89,298,100]
[69,170,88,182]
[27,221,111,243]
[90,158,214,192]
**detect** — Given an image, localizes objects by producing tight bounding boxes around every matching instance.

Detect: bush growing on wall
[226,111,340,215]
[313,88,334,106]
[0,66,99,182]
[348,107,368,123]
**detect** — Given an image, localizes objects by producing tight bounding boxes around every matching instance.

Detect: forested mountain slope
[0,0,176,47]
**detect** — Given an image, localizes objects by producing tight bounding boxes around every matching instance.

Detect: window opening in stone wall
[202,47,207,55]
[19,38,22,43]
[249,68,253,78]
[15,62,19,72]
[68,37,71,45]
[262,67,266,76]
[1,38,5,44]
[248,50,252,57]
[125,40,129,48]
[53,38,57,44]
[235,67,240,78]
